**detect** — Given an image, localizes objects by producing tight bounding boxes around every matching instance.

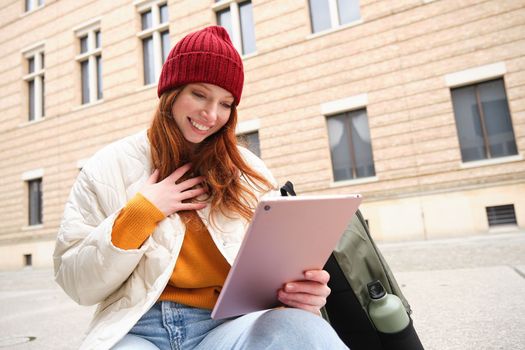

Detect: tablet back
[211,194,362,319]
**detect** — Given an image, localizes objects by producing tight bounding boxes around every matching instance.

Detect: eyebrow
[194,83,234,100]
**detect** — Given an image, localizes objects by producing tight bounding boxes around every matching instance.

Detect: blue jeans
[111,301,349,349]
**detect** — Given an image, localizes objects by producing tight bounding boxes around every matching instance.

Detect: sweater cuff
[111,192,166,250]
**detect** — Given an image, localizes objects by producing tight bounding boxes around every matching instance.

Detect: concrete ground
[0,231,524,349]
[380,231,525,350]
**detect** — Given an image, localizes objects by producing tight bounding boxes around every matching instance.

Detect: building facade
[1,0,524,269]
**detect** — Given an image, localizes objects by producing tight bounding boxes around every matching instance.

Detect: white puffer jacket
[53,130,277,350]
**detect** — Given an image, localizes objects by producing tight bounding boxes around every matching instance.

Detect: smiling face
[171,83,234,147]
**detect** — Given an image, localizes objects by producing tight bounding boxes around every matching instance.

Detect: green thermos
[367,280,410,334]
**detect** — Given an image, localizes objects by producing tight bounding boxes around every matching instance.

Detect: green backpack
[280,181,424,350]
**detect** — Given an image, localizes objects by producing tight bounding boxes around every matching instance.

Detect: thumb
[147,169,159,184]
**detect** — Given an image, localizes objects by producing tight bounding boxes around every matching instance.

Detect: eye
[192,91,205,99]
[221,102,233,109]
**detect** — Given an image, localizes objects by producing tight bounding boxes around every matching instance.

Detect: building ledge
[330,176,379,188]
[460,154,523,169]
[71,99,105,112]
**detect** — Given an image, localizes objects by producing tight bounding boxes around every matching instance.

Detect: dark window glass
[24,254,32,267]
[28,80,35,121]
[142,37,155,85]
[95,31,101,49]
[25,0,32,11]
[327,109,375,181]
[96,55,103,100]
[37,0,44,6]
[309,0,331,33]
[451,78,517,162]
[141,10,153,30]
[217,8,233,39]
[28,57,35,73]
[160,4,169,24]
[239,1,256,55]
[338,0,360,25]
[81,60,90,104]
[451,85,484,160]
[238,131,261,157]
[80,36,88,54]
[479,80,517,158]
[161,30,170,63]
[40,53,44,69]
[28,179,43,226]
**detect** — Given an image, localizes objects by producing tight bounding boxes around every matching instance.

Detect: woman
[54,26,348,350]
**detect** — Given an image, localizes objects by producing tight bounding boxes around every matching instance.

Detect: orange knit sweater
[111,193,230,310]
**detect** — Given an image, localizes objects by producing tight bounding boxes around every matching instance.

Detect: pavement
[379,232,525,350]
[0,232,524,350]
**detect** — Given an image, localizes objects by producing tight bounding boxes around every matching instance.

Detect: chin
[185,135,206,144]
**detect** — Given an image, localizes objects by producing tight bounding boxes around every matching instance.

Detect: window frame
[307,0,361,34]
[21,169,44,227]
[134,0,170,86]
[326,109,376,182]
[74,19,103,105]
[450,78,518,163]
[236,119,261,157]
[24,0,45,13]
[321,94,378,186]
[445,63,519,165]
[213,0,256,56]
[22,43,45,122]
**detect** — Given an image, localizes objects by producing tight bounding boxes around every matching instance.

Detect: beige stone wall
[362,183,525,241]
[1,0,524,269]
[0,240,55,271]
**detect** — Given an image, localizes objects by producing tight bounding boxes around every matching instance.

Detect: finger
[277,299,321,315]
[165,163,192,183]
[177,176,206,192]
[304,270,330,284]
[278,290,326,309]
[284,281,331,298]
[147,169,159,184]
[176,202,207,211]
[177,188,207,201]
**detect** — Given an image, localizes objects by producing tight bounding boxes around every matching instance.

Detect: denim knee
[245,308,348,349]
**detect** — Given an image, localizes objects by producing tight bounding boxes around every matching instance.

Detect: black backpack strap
[280,181,296,197]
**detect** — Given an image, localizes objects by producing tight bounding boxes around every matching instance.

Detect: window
[236,119,261,157]
[238,131,261,157]
[24,254,33,267]
[326,109,375,181]
[22,46,45,121]
[136,1,170,85]
[213,0,256,55]
[451,79,518,162]
[308,0,361,33]
[28,178,43,226]
[25,0,44,12]
[75,23,103,104]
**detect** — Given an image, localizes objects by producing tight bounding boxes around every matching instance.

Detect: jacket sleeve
[53,168,151,306]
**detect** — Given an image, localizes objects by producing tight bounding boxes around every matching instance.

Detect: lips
[189,118,211,132]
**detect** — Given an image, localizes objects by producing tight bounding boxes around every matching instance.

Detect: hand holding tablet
[211,194,362,319]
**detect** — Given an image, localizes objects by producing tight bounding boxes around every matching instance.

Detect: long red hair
[147,87,274,222]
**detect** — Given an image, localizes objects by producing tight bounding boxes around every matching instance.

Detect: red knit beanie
[157,26,244,105]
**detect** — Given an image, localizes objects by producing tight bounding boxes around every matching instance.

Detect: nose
[201,102,219,125]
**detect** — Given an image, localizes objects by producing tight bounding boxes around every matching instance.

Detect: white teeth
[190,119,211,131]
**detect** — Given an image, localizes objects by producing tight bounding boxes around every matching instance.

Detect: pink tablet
[211,194,362,319]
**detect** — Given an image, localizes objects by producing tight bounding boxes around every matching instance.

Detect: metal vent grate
[486,204,517,227]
